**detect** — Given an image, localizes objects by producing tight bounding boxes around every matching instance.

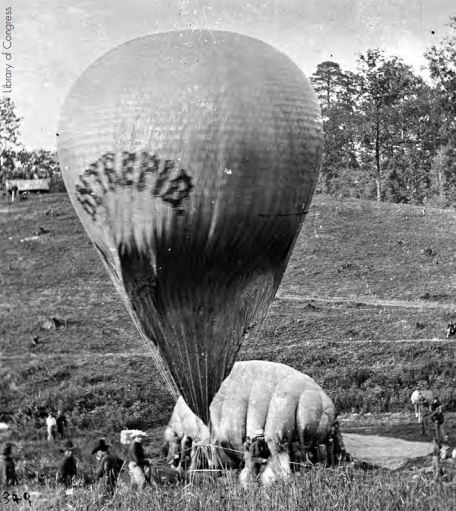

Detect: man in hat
[249,429,271,478]
[0,443,17,487]
[56,410,68,440]
[92,439,123,495]
[56,439,77,488]
[128,432,148,490]
[430,406,448,444]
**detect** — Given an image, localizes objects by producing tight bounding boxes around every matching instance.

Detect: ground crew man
[92,439,123,495]
[56,439,77,488]
[167,433,182,469]
[180,436,193,471]
[249,429,271,478]
[0,444,17,487]
[128,432,148,490]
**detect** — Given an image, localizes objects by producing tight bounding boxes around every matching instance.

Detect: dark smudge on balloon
[75,150,195,220]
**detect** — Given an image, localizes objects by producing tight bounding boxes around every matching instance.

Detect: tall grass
[9,466,456,511]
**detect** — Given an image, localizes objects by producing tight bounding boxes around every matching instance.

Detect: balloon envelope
[57,30,323,423]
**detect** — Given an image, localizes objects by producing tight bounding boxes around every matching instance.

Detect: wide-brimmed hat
[91,438,110,455]
[254,429,264,437]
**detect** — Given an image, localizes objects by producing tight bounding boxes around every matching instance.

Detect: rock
[39,317,56,331]
[38,315,66,330]
[34,226,51,236]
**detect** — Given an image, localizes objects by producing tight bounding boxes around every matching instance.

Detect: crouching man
[249,429,271,479]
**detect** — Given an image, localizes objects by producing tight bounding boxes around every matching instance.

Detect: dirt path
[0,350,149,364]
[3,335,455,364]
[343,433,433,470]
[277,292,456,310]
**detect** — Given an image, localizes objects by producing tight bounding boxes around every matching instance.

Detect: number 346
[2,491,32,505]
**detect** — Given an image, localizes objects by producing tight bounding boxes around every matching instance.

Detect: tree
[0,98,22,182]
[310,62,360,193]
[20,149,60,178]
[356,50,423,201]
[424,16,456,206]
[311,61,347,110]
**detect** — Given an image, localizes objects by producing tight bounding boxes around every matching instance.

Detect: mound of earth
[343,433,433,470]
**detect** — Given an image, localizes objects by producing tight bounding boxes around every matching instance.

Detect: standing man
[0,443,17,487]
[56,439,77,488]
[92,439,123,495]
[248,429,271,479]
[46,412,57,442]
[56,410,68,440]
[416,393,428,436]
[128,432,148,490]
[430,406,448,443]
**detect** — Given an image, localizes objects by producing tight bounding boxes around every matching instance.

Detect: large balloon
[57,30,323,423]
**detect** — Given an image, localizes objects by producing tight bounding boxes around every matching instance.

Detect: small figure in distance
[416,392,428,436]
[446,322,456,339]
[429,398,448,444]
[56,439,77,488]
[0,443,18,487]
[56,410,68,440]
[46,411,57,442]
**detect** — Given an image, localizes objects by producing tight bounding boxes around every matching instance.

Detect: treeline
[1,17,456,207]
[1,147,60,180]
[310,15,456,207]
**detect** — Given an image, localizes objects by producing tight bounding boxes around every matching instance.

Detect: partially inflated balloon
[58,30,322,423]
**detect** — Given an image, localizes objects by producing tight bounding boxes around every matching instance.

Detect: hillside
[1,192,456,440]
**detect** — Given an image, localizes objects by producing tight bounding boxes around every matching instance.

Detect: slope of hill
[1,193,456,437]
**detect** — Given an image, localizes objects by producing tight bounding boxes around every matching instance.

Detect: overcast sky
[3,0,455,150]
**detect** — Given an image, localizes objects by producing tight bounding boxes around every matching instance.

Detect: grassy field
[1,192,456,507]
[5,466,456,511]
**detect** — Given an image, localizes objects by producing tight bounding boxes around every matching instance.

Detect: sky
[2,0,455,150]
